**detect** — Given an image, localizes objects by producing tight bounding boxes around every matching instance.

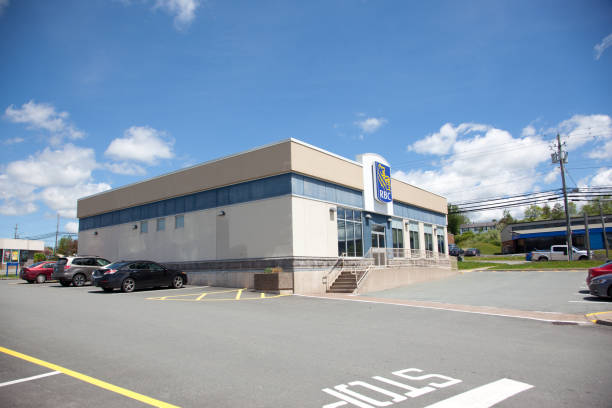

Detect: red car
[586,261,612,285]
[19,261,56,284]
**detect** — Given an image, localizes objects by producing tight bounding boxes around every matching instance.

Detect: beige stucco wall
[0,239,44,252]
[78,141,293,218]
[79,195,293,263]
[291,196,338,257]
[391,178,447,214]
[290,142,363,191]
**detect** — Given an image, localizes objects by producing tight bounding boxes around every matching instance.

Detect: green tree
[57,236,78,256]
[541,204,551,219]
[551,203,564,219]
[447,204,470,235]
[523,205,543,221]
[580,196,612,216]
[497,209,515,230]
[34,253,46,262]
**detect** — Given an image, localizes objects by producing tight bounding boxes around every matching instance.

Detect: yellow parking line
[0,346,180,408]
[196,292,208,301]
[585,310,612,317]
[235,289,244,300]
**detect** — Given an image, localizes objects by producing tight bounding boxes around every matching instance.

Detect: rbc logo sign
[374,161,392,203]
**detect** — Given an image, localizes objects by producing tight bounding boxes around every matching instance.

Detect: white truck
[529,245,589,261]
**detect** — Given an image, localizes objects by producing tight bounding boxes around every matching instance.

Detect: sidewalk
[587,311,612,326]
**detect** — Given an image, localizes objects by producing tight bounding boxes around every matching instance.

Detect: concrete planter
[254,272,293,293]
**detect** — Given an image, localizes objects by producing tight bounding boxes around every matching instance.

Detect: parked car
[19,261,56,284]
[529,245,588,261]
[588,273,612,298]
[586,260,612,285]
[464,248,480,257]
[52,256,111,287]
[448,244,464,257]
[92,260,187,293]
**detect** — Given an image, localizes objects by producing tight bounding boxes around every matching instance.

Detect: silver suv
[52,256,111,287]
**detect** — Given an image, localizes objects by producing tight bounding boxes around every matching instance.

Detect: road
[0,275,611,408]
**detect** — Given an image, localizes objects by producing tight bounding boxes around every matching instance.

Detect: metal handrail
[323,254,346,292]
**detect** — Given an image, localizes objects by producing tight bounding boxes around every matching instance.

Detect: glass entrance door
[371,224,386,265]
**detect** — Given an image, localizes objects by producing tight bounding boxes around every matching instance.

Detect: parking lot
[1,274,611,408]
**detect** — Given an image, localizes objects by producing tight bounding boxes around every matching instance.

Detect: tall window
[337,207,363,257]
[409,221,420,250]
[436,227,445,253]
[140,221,148,234]
[424,224,433,251]
[157,218,165,231]
[392,220,404,256]
[175,214,184,229]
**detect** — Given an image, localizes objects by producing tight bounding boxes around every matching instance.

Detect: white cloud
[588,138,612,160]
[395,123,550,221]
[154,0,199,29]
[408,122,490,155]
[4,100,84,144]
[594,33,612,60]
[64,221,79,234]
[3,137,24,144]
[556,114,612,157]
[355,117,387,134]
[40,183,111,218]
[6,144,97,187]
[0,201,37,216]
[0,0,8,16]
[521,125,536,137]
[589,168,612,187]
[105,126,174,164]
[544,169,558,184]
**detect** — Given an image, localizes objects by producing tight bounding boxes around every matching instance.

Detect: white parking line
[422,378,533,408]
[0,371,61,387]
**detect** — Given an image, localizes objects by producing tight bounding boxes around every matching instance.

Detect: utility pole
[584,212,591,259]
[552,133,573,261]
[14,224,18,239]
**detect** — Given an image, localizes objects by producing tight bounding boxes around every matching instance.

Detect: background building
[0,238,45,272]
[78,139,451,293]
[501,215,612,254]
[459,222,497,234]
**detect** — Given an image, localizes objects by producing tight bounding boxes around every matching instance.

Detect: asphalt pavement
[0,277,611,408]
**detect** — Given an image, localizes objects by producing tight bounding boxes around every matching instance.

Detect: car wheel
[59,280,71,287]
[72,273,86,287]
[538,256,548,261]
[579,256,587,261]
[171,275,184,289]
[102,288,114,293]
[36,274,46,284]
[121,278,135,293]
[26,280,34,284]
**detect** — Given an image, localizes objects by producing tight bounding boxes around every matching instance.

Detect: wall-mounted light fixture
[133,225,138,230]
[387,218,393,222]
[218,210,226,216]
[93,231,98,235]
[365,214,372,219]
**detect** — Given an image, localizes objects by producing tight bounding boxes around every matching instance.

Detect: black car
[92,260,187,293]
[464,248,481,257]
[448,245,464,257]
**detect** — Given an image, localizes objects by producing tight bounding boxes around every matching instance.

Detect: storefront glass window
[337,207,363,257]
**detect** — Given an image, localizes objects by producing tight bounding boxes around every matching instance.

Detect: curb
[593,319,612,326]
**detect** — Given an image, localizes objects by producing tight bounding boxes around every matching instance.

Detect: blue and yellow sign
[374,161,392,203]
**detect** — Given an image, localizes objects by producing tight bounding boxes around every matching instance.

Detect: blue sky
[1,0,611,246]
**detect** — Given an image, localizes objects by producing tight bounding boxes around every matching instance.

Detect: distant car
[588,273,612,298]
[464,248,480,257]
[448,245,464,257]
[586,260,612,285]
[92,260,187,293]
[52,256,111,287]
[19,261,56,284]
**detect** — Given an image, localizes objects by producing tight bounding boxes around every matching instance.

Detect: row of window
[140,215,184,233]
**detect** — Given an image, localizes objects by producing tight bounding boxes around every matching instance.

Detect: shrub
[33,253,46,262]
